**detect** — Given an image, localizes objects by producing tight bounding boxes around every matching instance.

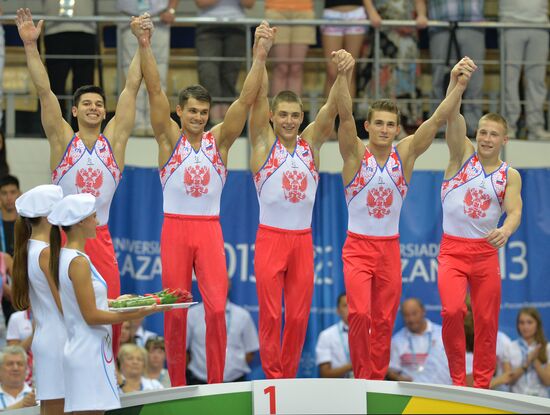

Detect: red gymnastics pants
[254,225,314,379]
[342,232,402,380]
[438,233,501,389]
[81,225,121,358]
[161,214,228,386]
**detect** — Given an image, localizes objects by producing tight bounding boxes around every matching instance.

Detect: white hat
[48,193,96,226]
[15,185,64,218]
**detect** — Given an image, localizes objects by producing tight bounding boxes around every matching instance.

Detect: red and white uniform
[342,145,407,380]
[159,131,228,386]
[438,153,508,388]
[253,136,318,379]
[52,133,122,356]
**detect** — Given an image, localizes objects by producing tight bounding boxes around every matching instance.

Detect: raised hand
[452,56,477,84]
[15,8,43,44]
[331,49,355,74]
[132,12,153,40]
[253,21,276,59]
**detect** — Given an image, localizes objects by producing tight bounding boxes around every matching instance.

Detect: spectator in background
[387,298,451,384]
[43,0,97,117]
[145,337,171,388]
[118,343,164,393]
[195,0,256,126]
[131,317,158,347]
[120,320,135,345]
[315,294,352,378]
[0,346,36,410]
[117,0,179,137]
[499,0,550,141]
[322,0,381,98]
[0,132,9,178]
[6,309,33,388]
[503,307,550,397]
[266,0,316,96]
[427,0,485,137]
[0,175,20,327]
[365,0,427,129]
[0,5,4,139]
[186,280,259,384]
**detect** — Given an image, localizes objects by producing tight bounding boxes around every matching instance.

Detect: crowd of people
[0,1,545,413]
[2,1,550,140]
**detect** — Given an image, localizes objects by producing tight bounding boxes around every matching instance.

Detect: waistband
[258,224,311,235]
[347,230,399,241]
[164,213,220,222]
[442,233,490,243]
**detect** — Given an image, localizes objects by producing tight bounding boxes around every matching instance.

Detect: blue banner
[109,167,550,379]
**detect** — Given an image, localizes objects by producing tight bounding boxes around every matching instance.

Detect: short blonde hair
[367,100,401,125]
[479,113,508,134]
[118,343,147,373]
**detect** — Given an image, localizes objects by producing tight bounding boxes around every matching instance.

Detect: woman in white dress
[503,307,550,397]
[12,184,64,415]
[48,194,162,414]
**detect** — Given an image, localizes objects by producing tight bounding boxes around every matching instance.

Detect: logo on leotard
[367,186,393,218]
[463,188,491,219]
[102,334,114,364]
[75,167,103,197]
[282,170,308,203]
[184,165,210,197]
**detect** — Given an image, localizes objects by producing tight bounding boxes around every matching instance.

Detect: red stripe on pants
[254,225,314,379]
[438,233,501,389]
[161,214,228,386]
[84,225,121,359]
[342,232,402,380]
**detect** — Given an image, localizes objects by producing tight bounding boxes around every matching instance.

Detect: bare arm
[303,50,355,153]
[70,257,161,326]
[249,66,273,170]
[444,58,478,177]
[212,22,274,154]
[533,358,550,386]
[415,0,428,28]
[363,0,382,28]
[195,0,219,8]
[15,8,72,159]
[397,72,472,180]
[241,0,256,8]
[138,16,180,151]
[486,168,522,248]
[104,16,150,168]
[39,247,62,314]
[319,362,353,378]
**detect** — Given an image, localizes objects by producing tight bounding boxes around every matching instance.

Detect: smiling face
[476,117,508,160]
[72,92,106,127]
[271,101,304,142]
[364,111,400,148]
[177,98,210,137]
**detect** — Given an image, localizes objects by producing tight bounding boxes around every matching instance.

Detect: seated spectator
[131,317,158,347]
[120,320,134,345]
[186,286,259,384]
[6,309,32,386]
[503,307,550,397]
[387,298,451,384]
[315,294,352,378]
[195,0,255,125]
[145,337,171,388]
[266,0,316,96]
[0,345,36,410]
[118,344,164,394]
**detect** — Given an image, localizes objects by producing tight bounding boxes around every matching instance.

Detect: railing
[2,15,550,138]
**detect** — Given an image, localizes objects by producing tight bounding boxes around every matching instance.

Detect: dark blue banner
[109,167,550,379]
